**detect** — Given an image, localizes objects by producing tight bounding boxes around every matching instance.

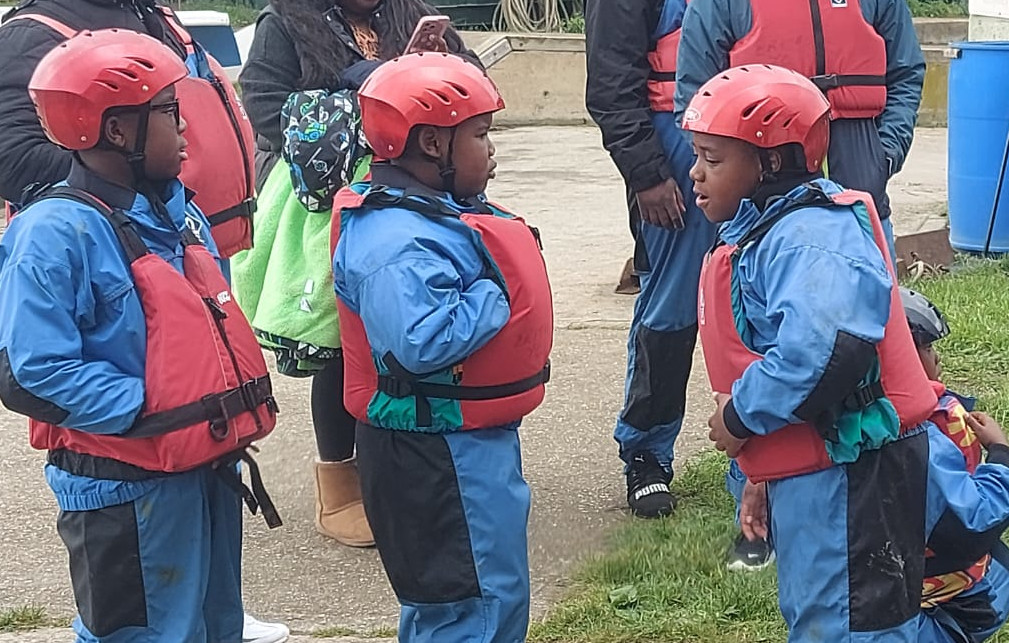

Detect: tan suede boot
[314,459,375,547]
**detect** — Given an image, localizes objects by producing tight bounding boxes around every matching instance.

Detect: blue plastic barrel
[948,41,1009,253]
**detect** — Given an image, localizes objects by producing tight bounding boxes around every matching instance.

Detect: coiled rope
[495,0,570,33]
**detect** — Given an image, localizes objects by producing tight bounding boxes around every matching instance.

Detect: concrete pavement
[0,126,949,641]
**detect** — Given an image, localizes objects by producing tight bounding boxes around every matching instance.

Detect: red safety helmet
[358,52,505,159]
[29,29,188,150]
[682,64,831,172]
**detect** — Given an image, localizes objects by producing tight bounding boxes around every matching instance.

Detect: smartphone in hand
[403,15,451,55]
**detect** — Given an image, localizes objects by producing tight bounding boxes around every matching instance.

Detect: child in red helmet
[330,52,553,643]
[685,64,936,641]
[0,29,278,642]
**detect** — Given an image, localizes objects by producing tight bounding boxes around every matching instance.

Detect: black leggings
[311,354,357,462]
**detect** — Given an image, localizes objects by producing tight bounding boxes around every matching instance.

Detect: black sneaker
[626,451,676,518]
[726,532,775,572]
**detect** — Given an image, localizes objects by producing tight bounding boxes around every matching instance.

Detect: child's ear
[767,148,783,174]
[102,114,130,150]
[415,125,445,159]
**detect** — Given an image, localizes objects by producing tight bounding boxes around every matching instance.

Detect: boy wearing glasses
[0,30,273,643]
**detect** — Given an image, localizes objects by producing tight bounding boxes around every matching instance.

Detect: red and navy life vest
[697,187,936,482]
[647,0,690,113]
[28,188,278,488]
[4,7,256,257]
[728,0,887,119]
[330,186,553,430]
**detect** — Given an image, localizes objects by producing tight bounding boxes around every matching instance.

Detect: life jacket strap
[378,353,550,427]
[127,375,276,439]
[206,198,256,228]
[214,448,283,529]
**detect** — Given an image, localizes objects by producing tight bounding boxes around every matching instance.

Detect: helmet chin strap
[122,102,152,187]
[435,127,458,196]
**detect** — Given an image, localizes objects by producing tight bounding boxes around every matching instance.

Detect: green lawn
[529,258,1009,643]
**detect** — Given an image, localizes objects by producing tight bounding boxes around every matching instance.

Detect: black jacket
[239,4,476,158]
[584,0,671,194]
[0,0,184,203]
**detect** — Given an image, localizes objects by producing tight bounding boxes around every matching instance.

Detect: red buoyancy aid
[728,0,887,119]
[647,0,690,113]
[330,187,553,430]
[4,8,256,257]
[697,188,936,482]
[648,30,680,113]
[28,188,277,478]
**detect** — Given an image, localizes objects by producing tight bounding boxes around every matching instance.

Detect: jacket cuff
[987,443,1009,467]
[626,163,672,195]
[724,399,757,439]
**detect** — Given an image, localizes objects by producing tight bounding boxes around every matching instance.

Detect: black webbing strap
[648,70,677,82]
[810,73,887,92]
[43,186,151,262]
[841,380,885,413]
[214,448,283,529]
[378,353,550,427]
[734,184,833,251]
[126,375,275,439]
[206,198,256,227]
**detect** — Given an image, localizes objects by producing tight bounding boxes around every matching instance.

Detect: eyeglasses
[150,100,181,126]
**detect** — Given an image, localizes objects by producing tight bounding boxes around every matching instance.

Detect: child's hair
[270,0,467,90]
[900,287,950,348]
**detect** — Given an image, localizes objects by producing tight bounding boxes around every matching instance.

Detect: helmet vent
[126,56,156,71]
[762,108,783,125]
[412,97,433,111]
[110,68,139,82]
[782,116,795,128]
[427,89,452,105]
[447,82,470,99]
[96,80,119,91]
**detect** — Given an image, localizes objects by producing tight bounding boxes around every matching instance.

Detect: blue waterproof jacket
[719,179,894,437]
[0,163,222,511]
[673,0,924,173]
[333,166,512,431]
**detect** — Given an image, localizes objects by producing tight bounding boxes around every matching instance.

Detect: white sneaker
[243,613,290,643]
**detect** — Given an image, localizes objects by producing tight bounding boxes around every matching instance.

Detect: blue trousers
[614,111,717,470]
[57,467,244,643]
[357,422,531,643]
[769,431,928,642]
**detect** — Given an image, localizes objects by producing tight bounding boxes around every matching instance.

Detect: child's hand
[708,393,748,457]
[740,480,769,542]
[966,411,1008,448]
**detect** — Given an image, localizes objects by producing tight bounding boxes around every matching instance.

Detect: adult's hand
[635,178,686,230]
[406,33,448,55]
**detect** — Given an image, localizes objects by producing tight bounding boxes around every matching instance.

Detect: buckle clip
[377,374,414,398]
[203,393,230,441]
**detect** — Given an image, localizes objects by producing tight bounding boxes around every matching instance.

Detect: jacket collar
[719,176,833,247]
[368,162,490,213]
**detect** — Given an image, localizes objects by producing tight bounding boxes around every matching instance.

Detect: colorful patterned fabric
[281,89,370,212]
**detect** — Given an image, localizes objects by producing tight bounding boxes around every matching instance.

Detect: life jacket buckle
[843,381,883,412]
[810,74,840,91]
[202,393,230,441]
[376,374,414,398]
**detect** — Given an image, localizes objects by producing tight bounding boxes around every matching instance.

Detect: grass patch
[531,258,1009,642]
[907,0,969,17]
[314,625,398,638]
[0,605,52,633]
[529,452,784,643]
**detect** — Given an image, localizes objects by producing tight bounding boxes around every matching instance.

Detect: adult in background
[675,0,925,571]
[0,2,284,641]
[585,0,717,519]
[236,0,476,547]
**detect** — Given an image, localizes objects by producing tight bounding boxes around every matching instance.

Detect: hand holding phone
[403,15,451,55]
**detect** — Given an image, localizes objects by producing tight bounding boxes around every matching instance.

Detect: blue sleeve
[872,0,925,174]
[927,427,1009,535]
[0,244,144,434]
[354,257,510,374]
[730,240,892,435]
[673,0,742,124]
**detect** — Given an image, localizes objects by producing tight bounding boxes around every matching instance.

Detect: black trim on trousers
[57,502,147,637]
[621,324,697,431]
[355,422,481,604]
[847,431,927,631]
